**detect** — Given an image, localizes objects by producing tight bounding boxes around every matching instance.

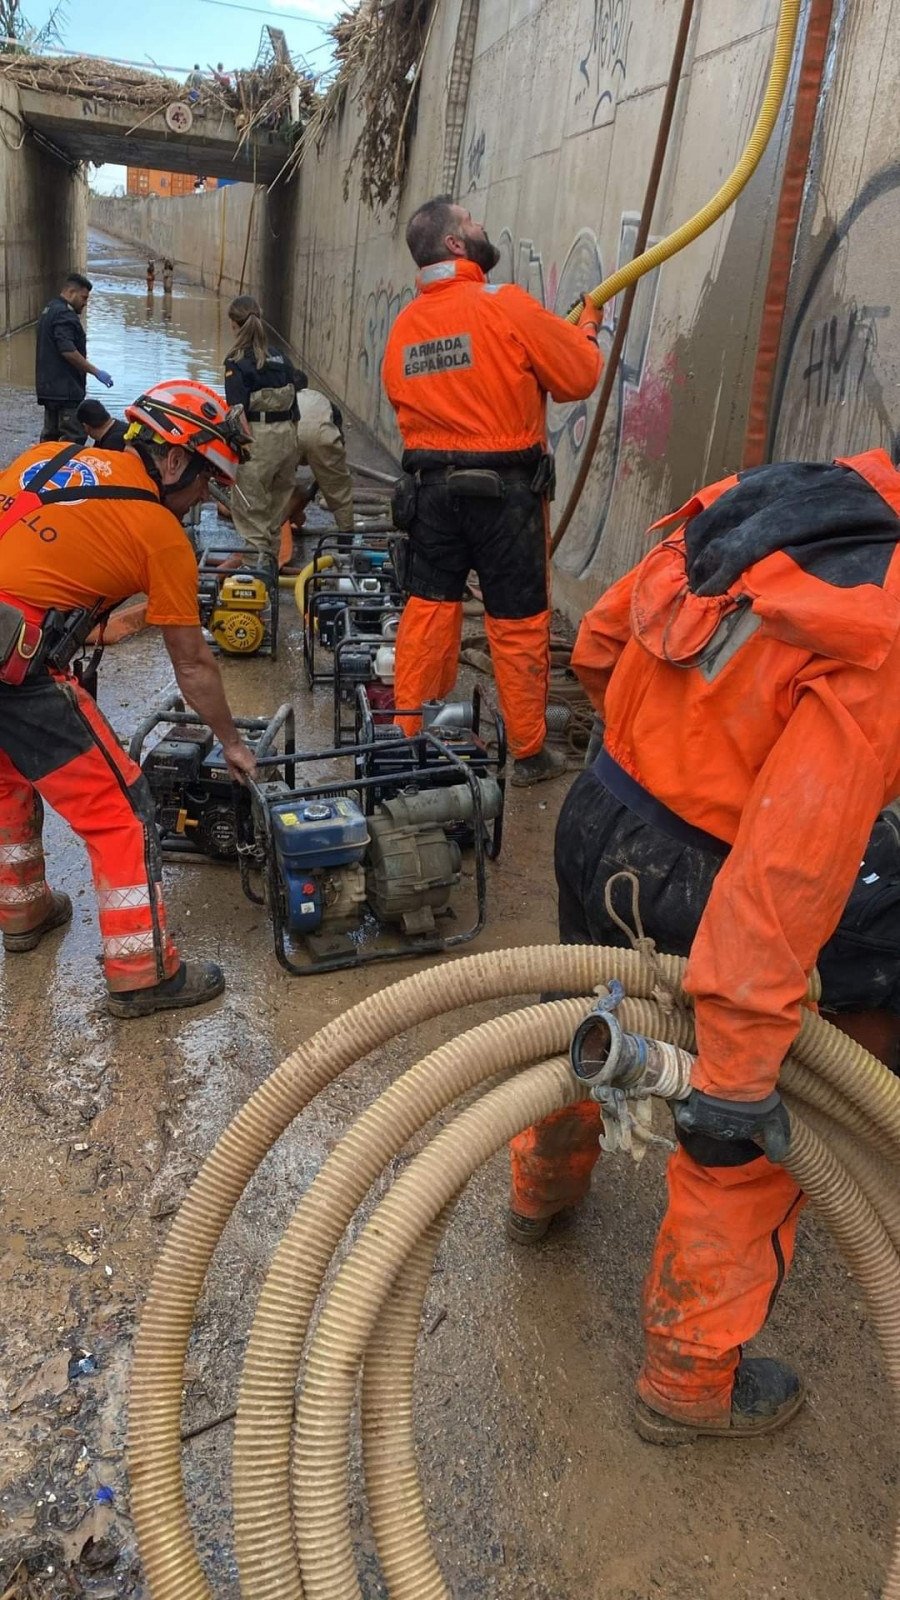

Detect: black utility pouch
[0,599,27,669]
[530,453,557,500]
[390,472,419,531]
[445,468,504,499]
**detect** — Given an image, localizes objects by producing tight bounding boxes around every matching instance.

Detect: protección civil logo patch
[21,455,100,506]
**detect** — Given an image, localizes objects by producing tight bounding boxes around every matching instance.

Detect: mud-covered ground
[1,343,897,1600]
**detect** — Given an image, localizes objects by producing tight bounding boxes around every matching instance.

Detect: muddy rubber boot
[510,744,567,788]
[2,891,72,953]
[633,1357,805,1446]
[106,959,225,1019]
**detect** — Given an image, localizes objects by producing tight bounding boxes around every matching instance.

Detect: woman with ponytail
[223,295,299,560]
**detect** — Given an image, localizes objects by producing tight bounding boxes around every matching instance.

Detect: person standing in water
[162,259,174,294]
[146,260,156,293]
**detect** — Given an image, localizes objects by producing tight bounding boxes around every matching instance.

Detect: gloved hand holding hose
[674,1088,792,1163]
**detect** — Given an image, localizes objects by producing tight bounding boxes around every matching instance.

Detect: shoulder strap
[39,486,160,506]
[0,441,161,546]
[25,443,81,492]
[0,443,80,545]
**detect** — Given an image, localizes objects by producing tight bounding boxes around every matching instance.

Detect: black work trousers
[555,764,900,1015]
[394,466,551,759]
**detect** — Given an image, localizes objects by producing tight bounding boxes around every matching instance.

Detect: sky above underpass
[18,0,341,191]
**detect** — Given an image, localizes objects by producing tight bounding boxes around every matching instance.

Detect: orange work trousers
[509,1100,804,1424]
[0,672,179,992]
[394,598,550,759]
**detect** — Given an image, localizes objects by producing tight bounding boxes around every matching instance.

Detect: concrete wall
[89,184,266,303]
[0,77,86,336]
[286,0,796,617]
[769,3,900,465]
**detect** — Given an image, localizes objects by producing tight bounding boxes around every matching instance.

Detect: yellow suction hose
[565,0,802,322]
[128,945,900,1599]
[291,552,334,613]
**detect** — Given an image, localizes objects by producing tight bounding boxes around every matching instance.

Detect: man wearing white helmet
[0,378,255,1017]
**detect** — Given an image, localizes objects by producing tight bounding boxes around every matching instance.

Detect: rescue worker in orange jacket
[382,196,604,786]
[0,378,256,1018]
[509,449,900,1441]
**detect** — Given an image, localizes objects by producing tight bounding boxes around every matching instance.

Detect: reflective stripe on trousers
[0,673,179,991]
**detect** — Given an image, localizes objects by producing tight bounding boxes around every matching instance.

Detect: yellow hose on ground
[294,552,334,616]
[128,946,900,1599]
[566,0,802,320]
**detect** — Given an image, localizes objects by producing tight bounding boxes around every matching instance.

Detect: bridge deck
[18,86,291,182]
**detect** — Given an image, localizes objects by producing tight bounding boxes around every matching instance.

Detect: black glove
[674,1089,791,1164]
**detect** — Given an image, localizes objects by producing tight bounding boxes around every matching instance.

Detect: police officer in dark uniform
[34,273,114,444]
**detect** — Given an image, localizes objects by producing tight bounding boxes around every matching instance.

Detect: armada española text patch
[402,334,473,378]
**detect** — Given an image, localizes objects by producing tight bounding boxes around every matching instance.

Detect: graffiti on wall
[574,0,632,127]
[494,220,665,577]
[465,126,486,192]
[308,267,338,373]
[358,279,414,436]
[801,305,890,411]
[770,164,900,462]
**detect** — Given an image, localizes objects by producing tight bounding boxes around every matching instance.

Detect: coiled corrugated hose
[128,946,900,1597]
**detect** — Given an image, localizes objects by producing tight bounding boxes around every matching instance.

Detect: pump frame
[129,692,296,857]
[331,607,403,745]
[353,683,507,862]
[301,532,403,689]
[235,726,491,976]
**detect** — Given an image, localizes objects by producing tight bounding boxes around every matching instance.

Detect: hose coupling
[570,984,695,1161]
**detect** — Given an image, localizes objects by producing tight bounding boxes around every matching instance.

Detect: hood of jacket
[630,451,900,671]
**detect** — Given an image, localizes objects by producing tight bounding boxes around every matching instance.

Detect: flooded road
[0,229,230,416]
[0,230,896,1600]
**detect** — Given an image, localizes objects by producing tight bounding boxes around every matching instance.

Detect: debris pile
[278,0,435,212]
[0,48,318,152]
[0,8,431,205]
[0,52,209,109]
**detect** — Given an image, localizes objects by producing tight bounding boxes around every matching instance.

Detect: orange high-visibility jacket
[572,449,900,1101]
[382,258,603,454]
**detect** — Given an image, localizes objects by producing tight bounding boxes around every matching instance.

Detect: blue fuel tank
[271,796,369,932]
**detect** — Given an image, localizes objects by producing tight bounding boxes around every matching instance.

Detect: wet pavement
[0,235,896,1600]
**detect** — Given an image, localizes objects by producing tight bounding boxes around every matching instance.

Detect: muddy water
[0,229,230,414]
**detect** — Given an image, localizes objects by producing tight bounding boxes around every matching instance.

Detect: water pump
[237,710,506,975]
[129,696,296,860]
[196,547,279,658]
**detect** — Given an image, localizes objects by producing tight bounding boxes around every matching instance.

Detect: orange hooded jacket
[572,448,900,1101]
[382,258,603,454]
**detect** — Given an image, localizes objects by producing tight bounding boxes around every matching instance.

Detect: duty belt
[593,747,730,860]
[247,407,295,424]
[414,452,556,498]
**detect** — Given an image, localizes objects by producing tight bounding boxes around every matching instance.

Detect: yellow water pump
[208,572,269,655]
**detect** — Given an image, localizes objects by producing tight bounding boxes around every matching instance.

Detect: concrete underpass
[3,4,900,1596]
[0,225,894,1600]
